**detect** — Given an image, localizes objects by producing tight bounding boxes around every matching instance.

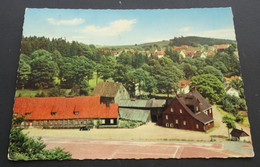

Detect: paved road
[42,138,254,159]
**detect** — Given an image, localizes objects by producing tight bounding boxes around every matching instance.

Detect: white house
[225,86,240,98]
[177,80,190,94]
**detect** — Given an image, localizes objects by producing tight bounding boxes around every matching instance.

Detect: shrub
[9,116,71,160]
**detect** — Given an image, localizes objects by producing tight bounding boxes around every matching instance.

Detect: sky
[23,8,236,46]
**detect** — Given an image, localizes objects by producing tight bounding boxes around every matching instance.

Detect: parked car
[79,126,91,131]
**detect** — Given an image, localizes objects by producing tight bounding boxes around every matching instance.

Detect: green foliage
[222,94,246,115]
[169,36,235,46]
[17,54,31,89]
[222,115,236,130]
[48,87,66,97]
[9,116,71,160]
[191,74,225,104]
[181,63,197,79]
[201,65,224,82]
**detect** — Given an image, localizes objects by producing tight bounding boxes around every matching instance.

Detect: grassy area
[89,72,113,88]
[15,89,71,97]
[118,119,144,128]
[206,122,220,134]
[217,106,250,127]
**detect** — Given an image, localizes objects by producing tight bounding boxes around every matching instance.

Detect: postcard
[9,8,254,160]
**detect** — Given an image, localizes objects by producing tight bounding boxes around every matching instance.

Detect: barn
[118,98,166,122]
[91,81,130,104]
[13,96,118,128]
[162,90,214,132]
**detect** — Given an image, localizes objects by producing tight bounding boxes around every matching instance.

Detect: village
[13,42,251,144]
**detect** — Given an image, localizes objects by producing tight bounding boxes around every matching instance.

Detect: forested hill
[169,36,235,46]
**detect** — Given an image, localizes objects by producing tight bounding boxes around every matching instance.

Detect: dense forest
[17,36,245,117]
[169,36,235,46]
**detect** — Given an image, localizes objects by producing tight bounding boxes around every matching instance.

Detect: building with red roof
[178,80,191,94]
[13,96,118,128]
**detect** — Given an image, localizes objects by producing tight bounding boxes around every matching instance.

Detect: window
[40,121,43,125]
[25,113,31,116]
[170,123,174,127]
[175,119,178,124]
[170,108,173,112]
[51,112,57,116]
[101,119,105,124]
[196,106,199,111]
[165,123,169,127]
[183,121,186,125]
[55,120,58,125]
[196,124,199,129]
[165,115,168,120]
[73,111,79,115]
[209,109,212,114]
[110,119,114,124]
[180,109,182,114]
[84,120,87,124]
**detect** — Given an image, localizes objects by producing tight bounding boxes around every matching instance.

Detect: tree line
[18,36,243,108]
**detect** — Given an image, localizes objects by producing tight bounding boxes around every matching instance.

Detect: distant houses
[91,82,130,104]
[162,90,214,132]
[13,96,118,128]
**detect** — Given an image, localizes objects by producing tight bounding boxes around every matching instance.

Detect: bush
[48,87,66,97]
[235,114,244,123]
[35,92,45,97]
[9,116,71,160]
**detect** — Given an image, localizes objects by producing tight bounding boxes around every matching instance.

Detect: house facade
[13,96,118,128]
[91,82,130,104]
[162,90,214,132]
[226,86,240,98]
[178,80,190,94]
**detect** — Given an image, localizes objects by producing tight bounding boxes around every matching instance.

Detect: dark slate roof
[118,99,148,108]
[118,99,166,108]
[230,128,249,137]
[91,82,122,98]
[176,90,213,124]
[180,90,212,111]
[119,108,150,122]
[146,98,166,108]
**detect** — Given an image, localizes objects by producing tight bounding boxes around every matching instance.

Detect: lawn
[15,89,71,97]
[89,72,113,88]
[217,106,250,127]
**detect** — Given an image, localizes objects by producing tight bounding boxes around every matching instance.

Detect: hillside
[169,36,235,46]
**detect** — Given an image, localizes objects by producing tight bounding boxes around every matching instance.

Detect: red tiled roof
[207,51,216,56]
[216,44,230,50]
[178,80,190,88]
[224,76,241,81]
[185,51,194,57]
[13,96,118,120]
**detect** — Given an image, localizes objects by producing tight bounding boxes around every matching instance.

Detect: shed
[230,128,250,142]
[119,108,151,123]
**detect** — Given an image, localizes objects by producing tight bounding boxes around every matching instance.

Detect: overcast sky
[23,8,236,45]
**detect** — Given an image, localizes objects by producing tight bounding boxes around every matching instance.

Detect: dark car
[79,126,91,131]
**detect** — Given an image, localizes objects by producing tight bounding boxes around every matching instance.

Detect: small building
[162,90,214,132]
[225,86,240,98]
[13,96,118,128]
[230,128,250,142]
[215,44,230,52]
[91,82,130,104]
[119,108,151,123]
[119,98,166,122]
[178,80,190,94]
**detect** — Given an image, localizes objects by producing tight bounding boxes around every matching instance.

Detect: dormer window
[25,113,31,116]
[74,111,79,115]
[51,112,57,116]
